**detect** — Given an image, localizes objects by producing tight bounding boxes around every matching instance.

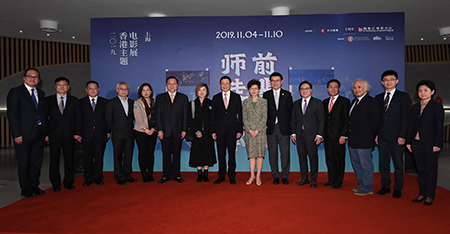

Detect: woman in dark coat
[406,80,444,206]
[188,83,216,182]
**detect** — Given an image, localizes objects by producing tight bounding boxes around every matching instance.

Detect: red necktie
[329,97,334,113]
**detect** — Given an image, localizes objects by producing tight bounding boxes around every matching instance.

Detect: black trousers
[216,134,237,179]
[267,124,290,179]
[411,140,439,199]
[161,135,182,180]
[324,138,346,187]
[378,139,404,191]
[82,139,107,183]
[134,130,157,180]
[49,138,75,187]
[296,134,318,182]
[112,137,134,182]
[14,125,45,191]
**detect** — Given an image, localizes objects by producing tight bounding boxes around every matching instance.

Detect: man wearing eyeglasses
[375,70,410,199]
[7,68,47,197]
[106,82,136,185]
[291,81,325,188]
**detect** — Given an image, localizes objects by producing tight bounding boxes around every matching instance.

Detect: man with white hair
[348,79,381,195]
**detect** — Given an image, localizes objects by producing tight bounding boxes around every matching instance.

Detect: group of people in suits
[7,68,444,206]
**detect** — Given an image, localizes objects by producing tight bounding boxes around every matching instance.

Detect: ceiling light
[420,37,424,41]
[439,27,450,38]
[40,19,59,33]
[19,30,23,33]
[72,36,76,39]
[148,13,166,17]
[46,34,50,37]
[271,6,290,16]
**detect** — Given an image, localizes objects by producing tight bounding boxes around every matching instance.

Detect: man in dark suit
[7,68,47,197]
[263,72,293,185]
[105,81,136,185]
[322,79,350,189]
[211,76,243,185]
[348,79,381,195]
[45,77,82,191]
[291,81,325,188]
[154,76,188,183]
[375,70,410,198]
[79,80,110,186]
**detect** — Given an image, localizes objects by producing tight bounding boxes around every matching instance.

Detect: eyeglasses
[328,86,339,89]
[25,75,39,79]
[383,78,397,82]
[119,88,129,91]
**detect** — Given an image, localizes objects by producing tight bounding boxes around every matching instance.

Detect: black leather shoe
[95,181,104,185]
[127,178,137,183]
[424,198,433,206]
[53,187,61,192]
[282,178,289,185]
[32,187,45,196]
[392,189,401,198]
[83,181,91,187]
[203,171,209,182]
[214,177,225,184]
[412,196,425,203]
[376,187,391,195]
[175,177,185,183]
[64,185,75,190]
[296,179,309,185]
[158,177,168,183]
[148,177,154,182]
[310,181,317,187]
[273,178,280,184]
[323,181,333,186]
[332,185,341,189]
[21,188,34,197]
[230,178,236,184]
[117,181,127,185]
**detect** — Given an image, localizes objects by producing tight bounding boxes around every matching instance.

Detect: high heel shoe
[246,177,255,185]
[256,178,262,186]
[412,196,425,203]
[423,198,433,206]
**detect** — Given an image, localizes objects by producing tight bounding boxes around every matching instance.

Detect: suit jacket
[7,84,47,141]
[79,96,110,142]
[263,88,293,135]
[133,98,156,133]
[154,92,188,138]
[291,96,325,141]
[406,99,444,148]
[211,91,243,136]
[105,96,135,140]
[348,94,381,148]
[375,90,410,141]
[45,94,82,142]
[322,95,350,141]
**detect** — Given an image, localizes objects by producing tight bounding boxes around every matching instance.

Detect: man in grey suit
[291,81,325,187]
[263,72,293,185]
[375,70,410,198]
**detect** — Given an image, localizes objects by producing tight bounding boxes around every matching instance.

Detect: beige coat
[243,96,267,158]
[133,98,154,133]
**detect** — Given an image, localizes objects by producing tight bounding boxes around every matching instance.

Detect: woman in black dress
[406,80,444,206]
[188,83,216,182]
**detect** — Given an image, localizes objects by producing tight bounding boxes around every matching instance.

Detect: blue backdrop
[91,13,405,173]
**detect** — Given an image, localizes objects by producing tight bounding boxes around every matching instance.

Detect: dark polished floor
[1,143,450,208]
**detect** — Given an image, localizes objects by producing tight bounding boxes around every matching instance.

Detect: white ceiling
[1,0,449,45]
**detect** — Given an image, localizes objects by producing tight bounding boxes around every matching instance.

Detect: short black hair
[269,72,283,81]
[416,80,436,97]
[247,79,261,90]
[54,76,70,85]
[299,81,312,90]
[166,76,178,84]
[220,76,232,84]
[381,70,398,81]
[86,80,99,88]
[23,68,40,78]
[327,79,341,88]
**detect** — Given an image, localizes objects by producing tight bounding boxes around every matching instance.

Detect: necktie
[329,97,335,113]
[224,93,228,109]
[59,96,65,114]
[350,98,359,115]
[170,93,174,103]
[274,91,279,110]
[302,99,307,114]
[31,89,41,125]
[91,98,96,111]
[384,92,390,112]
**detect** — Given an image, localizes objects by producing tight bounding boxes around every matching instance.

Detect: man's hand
[291,135,296,144]
[181,131,186,139]
[406,144,412,152]
[212,133,217,141]
[398,137,405,145]
[14,136,23,144]
[236,133,242,139]
[315,136,323,145]
[375,136,378,145]
[339,136,347,145]
[74,135,82,143]
[158,131,164,140]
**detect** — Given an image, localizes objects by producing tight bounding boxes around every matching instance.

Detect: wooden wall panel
[405,44,450,63]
